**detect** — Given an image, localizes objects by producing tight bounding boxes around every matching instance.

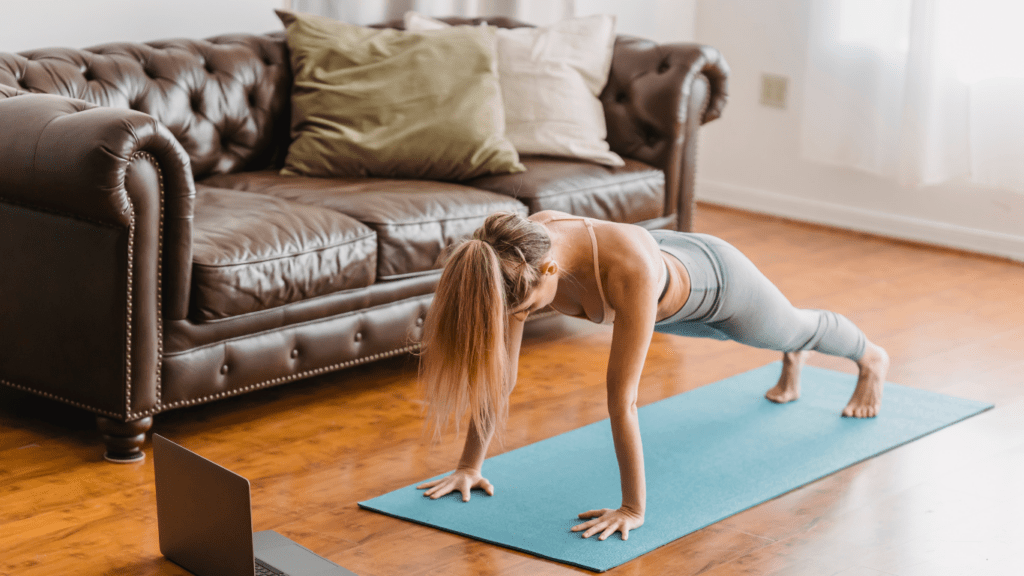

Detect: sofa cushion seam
[192,233,376,269]
[357,206,526,228]
[529,172,663,199]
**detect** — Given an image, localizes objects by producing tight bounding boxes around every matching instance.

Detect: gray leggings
[651,230,866,361]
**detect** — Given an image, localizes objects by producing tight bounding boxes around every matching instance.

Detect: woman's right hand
[417,467,494,502]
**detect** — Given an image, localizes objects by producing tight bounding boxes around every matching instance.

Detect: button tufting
[290,349,299,358]
[615,91,628,103]
[354,332,363,342]
[415,317,424,327]
[658,60,671,74]
[220,364,229,375]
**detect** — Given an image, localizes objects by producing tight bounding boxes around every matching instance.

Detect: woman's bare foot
[766,351,808,404]
[842,342,890,418]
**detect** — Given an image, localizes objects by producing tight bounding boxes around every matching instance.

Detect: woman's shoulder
[598,222,663,281]
[591,218,656,247]
[528,209,573,224]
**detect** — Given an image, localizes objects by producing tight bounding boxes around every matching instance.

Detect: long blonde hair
[419,211,552,442]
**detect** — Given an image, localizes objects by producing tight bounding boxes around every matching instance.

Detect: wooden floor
[2,204,1023,576]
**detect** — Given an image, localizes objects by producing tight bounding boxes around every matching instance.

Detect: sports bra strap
[535,214,613,323]
[582,219,613,324]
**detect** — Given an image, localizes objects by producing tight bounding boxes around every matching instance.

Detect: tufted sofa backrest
[0,33,292,180]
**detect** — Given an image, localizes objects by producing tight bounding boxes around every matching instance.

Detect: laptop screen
[153,434,256,576]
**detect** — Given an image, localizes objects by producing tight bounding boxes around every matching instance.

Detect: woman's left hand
[571,506,645,541]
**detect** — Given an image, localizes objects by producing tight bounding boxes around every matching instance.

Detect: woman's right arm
[418,314,527,501]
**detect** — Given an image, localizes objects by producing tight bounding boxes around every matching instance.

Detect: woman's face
[509,259,559,320]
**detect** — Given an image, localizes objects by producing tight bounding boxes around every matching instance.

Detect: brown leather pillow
[276,10,524,181]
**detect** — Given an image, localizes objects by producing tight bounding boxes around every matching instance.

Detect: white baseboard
[697,180,1024,263]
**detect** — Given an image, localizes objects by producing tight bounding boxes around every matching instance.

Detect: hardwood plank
[704,436,1024,576]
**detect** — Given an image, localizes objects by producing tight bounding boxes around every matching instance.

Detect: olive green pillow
[275,10,524,181]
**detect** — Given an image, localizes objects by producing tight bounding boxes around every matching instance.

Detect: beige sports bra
[535,214,616,325]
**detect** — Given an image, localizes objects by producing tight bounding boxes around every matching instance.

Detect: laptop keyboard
[256,558,288,576]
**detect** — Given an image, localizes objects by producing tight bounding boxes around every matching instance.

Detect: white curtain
[291,0,574,26]
[800,0,1024,191]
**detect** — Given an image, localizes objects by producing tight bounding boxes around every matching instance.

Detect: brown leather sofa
[0,17,729,462]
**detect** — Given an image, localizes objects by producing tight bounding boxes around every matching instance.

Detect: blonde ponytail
[420,239,510,442]
[419,212,551,443]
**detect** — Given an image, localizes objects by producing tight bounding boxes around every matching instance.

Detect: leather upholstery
[164,273,439,354]
[0,201,133,416]
[0,23,728,435]
[468,156,665,223]
[0,34,292,180]
[0,93,196,321]
[199,171,527,280]
[191,187,377,320]
[601,37,729,231]
[161,293,431,409]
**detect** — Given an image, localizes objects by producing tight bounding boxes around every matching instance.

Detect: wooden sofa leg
[96,416,153,463]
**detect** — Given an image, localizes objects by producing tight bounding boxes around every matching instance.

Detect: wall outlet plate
[760,73,789,109]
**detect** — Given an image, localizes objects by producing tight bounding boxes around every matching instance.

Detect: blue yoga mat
[359,363,993,572]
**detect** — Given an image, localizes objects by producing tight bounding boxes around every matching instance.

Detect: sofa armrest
[0,91,195,420]
[601,38,730,231]
[0,92,195,319]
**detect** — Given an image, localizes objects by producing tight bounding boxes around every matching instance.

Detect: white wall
[0,0,285,53]
[694,0,1024,261]
[576,0,696,43]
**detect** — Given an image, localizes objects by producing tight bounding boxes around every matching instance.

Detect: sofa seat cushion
[191,186,377,321]
[466,155,665,223]
[199,171,526,279]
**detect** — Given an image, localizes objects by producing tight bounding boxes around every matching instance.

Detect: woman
[416,210,889,542]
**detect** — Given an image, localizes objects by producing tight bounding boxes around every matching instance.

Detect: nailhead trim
[131,152,165,412]
[3,343,426,420]
[155,343,422,411]
[0,378,123,419]
[123,179,135,415]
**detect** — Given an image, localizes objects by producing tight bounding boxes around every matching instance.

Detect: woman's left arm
[571,250,660,541]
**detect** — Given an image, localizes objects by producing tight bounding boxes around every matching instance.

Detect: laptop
[152,434,358,576]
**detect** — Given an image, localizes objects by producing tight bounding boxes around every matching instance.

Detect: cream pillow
[276,10,524,181]
[405,12,625,167]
